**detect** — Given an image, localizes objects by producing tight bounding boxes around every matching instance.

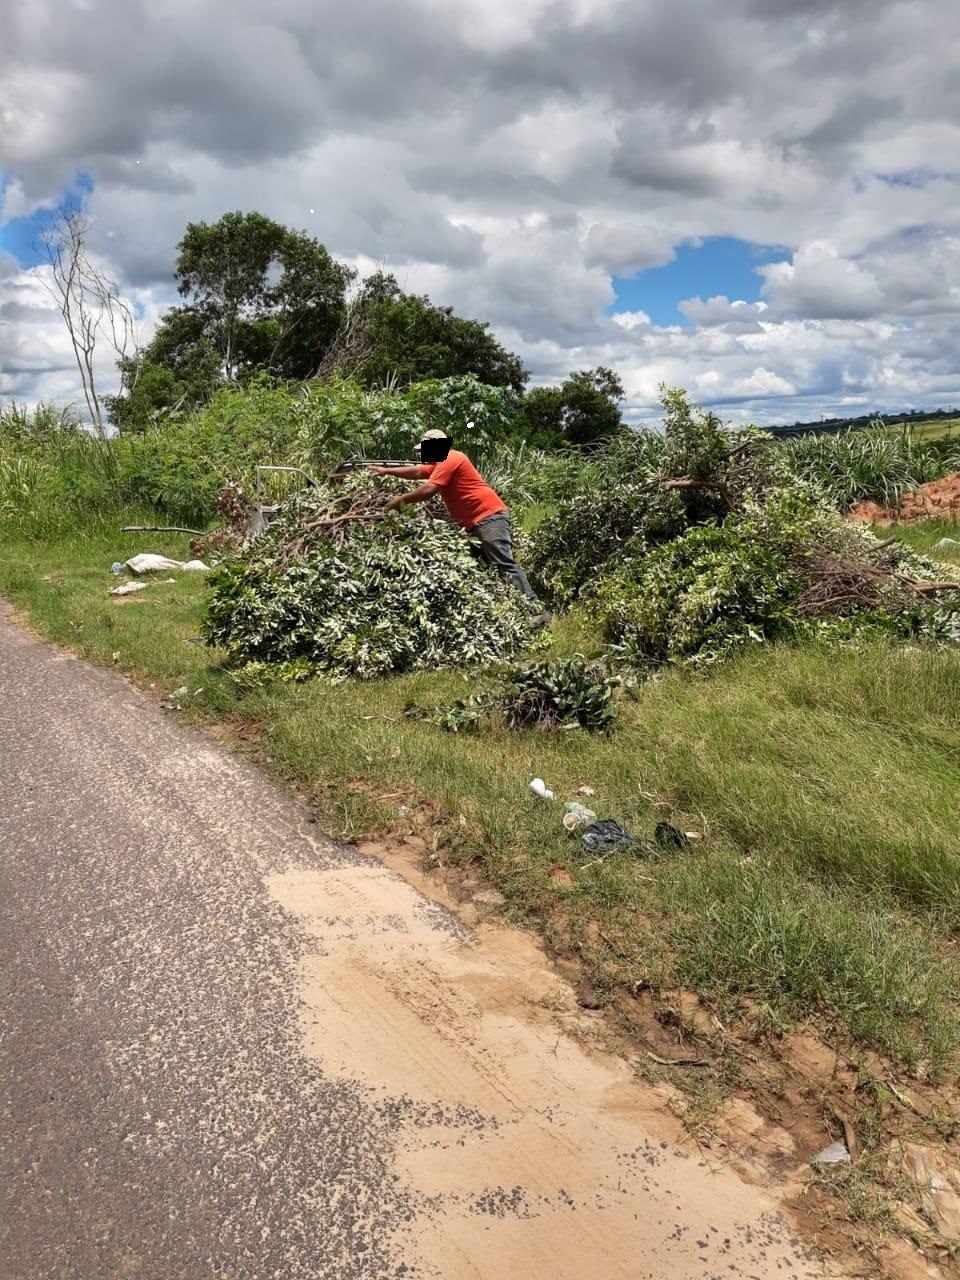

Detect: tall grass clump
[784,422,960,510]
[0,402,128,538]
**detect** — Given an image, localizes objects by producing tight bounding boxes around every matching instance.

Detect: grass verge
[873,518,960,565]
[3,522,959,1076]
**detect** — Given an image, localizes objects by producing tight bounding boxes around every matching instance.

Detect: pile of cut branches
[793,541,960,617]
[202,472,536,681]
[527,388,960,669]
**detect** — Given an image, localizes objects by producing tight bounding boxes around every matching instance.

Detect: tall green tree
[174,211,352,381]
[516,367,625,448]
[344,274,527,392]
[109,213,532,430]
[108,306,222,432]
[109,212,354,428]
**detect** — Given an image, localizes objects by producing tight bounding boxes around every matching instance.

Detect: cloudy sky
[2,0,959,425]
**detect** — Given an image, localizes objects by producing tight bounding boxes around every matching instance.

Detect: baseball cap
[413,428,450,453]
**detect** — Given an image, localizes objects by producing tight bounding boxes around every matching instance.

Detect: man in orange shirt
[369,429,548,622]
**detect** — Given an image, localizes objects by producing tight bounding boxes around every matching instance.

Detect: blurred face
[419,437,452,463]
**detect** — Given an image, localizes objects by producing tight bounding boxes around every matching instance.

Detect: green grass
[3,519,960,1077]
[784,424,960,510]
[883,417,960,444]
[873,518,960,565]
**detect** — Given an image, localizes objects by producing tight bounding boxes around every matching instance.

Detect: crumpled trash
[530,777,555,800]
[655,822,690,849]
[109,581,149,596]
[581,819,637,855]
[563,801,598,832]
[124,554,210,575]
[933,537,960,552]
[811,1142,851,1166]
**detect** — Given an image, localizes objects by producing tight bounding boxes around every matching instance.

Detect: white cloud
[2,0,960,423]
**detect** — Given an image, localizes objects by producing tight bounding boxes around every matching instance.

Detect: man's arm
[369,465,424,479]
[385,483,439,511]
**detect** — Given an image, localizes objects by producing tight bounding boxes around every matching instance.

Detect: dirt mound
[849,473,960,525]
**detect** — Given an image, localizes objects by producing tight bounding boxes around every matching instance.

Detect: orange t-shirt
[418,450,506,530]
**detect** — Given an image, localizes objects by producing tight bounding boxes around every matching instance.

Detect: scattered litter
[811,1142,851,1166]
[110,562,124,575]
[655,822,690,849]
[563,801,597,832]
[124,554,210,575]
[933,537,960,551]
[172,686,189,698]
[576,785,596,797]
[581,819,637,855]
[646,1051,710,1068]
[125,554,184,574]
[109,581,149,596]
[685,830,704,841]
[529,778,555,800]
[565,801,597,821]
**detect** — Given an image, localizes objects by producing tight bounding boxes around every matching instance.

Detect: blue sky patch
[0,172,94,268]
[609,235,789,326]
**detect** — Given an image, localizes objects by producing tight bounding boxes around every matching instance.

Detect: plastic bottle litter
[563,801,597,832]
[933,537,960,552]
[529,778,555,800]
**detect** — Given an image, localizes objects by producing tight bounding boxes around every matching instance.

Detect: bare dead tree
[313,283,376,381]
[40,210,141,439]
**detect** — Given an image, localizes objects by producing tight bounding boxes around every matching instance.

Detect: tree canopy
[515,367,625,448]
[108,210,622,445]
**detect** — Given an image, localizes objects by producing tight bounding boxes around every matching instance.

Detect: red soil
[849,472,960,525]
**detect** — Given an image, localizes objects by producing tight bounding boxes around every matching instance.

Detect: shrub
[500,655,618,731]
[783,423,960,510]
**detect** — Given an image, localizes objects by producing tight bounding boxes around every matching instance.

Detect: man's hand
[369,465,392,476]
[384,495,405,512]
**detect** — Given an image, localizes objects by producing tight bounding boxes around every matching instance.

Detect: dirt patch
[266,860,844,1280]
[204,717,266,749]
[849,474,960,526]
[306,777,960,1276]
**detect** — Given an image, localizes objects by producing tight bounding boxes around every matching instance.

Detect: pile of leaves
[404,654,618,733]
[202,472,536,681]
[526,389,960,670]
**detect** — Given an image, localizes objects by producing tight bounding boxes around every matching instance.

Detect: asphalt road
[0,605,837,1280]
